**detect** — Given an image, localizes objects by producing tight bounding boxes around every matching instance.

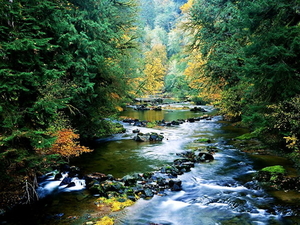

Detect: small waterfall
[37,171,86,198]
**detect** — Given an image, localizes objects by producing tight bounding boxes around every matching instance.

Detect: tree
[0,0,139,208]
[187,0,300,148]
[141,44,168,95]
[48,128,92,162]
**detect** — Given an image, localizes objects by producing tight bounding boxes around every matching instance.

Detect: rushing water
[4,104,300,225]
[74,104,299,224]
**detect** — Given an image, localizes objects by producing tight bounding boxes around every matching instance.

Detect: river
[4,103,300,224]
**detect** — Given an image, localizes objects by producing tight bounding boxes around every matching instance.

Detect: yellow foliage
[49,129,92,160]
[110,92,120,100]
[96,216,114,225]
[284,135,298,149]
[184,52,221,103]
[180,0,194,13]
[115,106,123,112]
[142,44,168,95]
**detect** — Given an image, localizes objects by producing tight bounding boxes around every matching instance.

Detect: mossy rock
[194,138,211,143]
[146,121,158,128]
[261,165,286,174]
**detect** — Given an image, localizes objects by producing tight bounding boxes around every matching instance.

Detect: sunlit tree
[141,44,167,95]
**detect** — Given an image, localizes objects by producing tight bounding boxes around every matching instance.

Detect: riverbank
[232,136,300,214]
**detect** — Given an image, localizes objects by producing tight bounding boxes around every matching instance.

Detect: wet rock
[153,106,162,111]
[169,179,182,191]
[132,129,140,133]
[187,118,195,122]
[144,188,154,198]
[102,180,125,193]
[175,162,194,172]
[200,115,210,119]
[122,175,138,186]
[171,120,180,125]
[85,172,108,182]
[197,152,214,162]
[107,174,115,181]
[107,191,120,199]
[176,151,197,162]
[141,172,154,180]
[59,176,72,186]
[54,173,63,180]
[124,188,137,201]
[135,105,150,111]
[66,182,76,188]
[160,165,181,176]
[156,177,168,187]
[133,121,146,127]
[134,132,164,142]
[190,106,207,112]
[89,183,105,195]
[149,133,164,141]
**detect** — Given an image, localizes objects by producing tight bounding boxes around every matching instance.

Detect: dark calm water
[4,104,300,225]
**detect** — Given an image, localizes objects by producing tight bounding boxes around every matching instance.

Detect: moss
[146,121,158,128]
[96,196,136,212]
[96,216,114,225]
[194,138,211,143]
[261,165,286,174]
[236,132,257,140]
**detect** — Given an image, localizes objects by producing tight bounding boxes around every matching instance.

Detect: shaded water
[5,104,300,224]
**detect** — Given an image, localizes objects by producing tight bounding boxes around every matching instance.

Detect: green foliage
[190,96,208,105]
[188,0,300,158]
[0,0,139,205]
[236,133,257,141]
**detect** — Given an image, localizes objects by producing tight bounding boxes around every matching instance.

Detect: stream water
[4,103,300,225]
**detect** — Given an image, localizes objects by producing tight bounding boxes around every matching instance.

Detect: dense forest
[0,0,300,214]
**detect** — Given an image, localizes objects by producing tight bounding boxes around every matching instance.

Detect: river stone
[89,183,105,195]
[133,134,148,142]
[68,166,81,177]
[54,173,63,180]
[144,188,154,198]
[187,118,195,122]
[122,175,137,186]
[66,182,76,188]
[86,172,108,182]
[169,179,182,191]
[59,176,72,186]
[198,152,214,162]
[171,120,180,125]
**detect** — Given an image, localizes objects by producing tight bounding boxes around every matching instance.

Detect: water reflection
[119,105,214,121]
